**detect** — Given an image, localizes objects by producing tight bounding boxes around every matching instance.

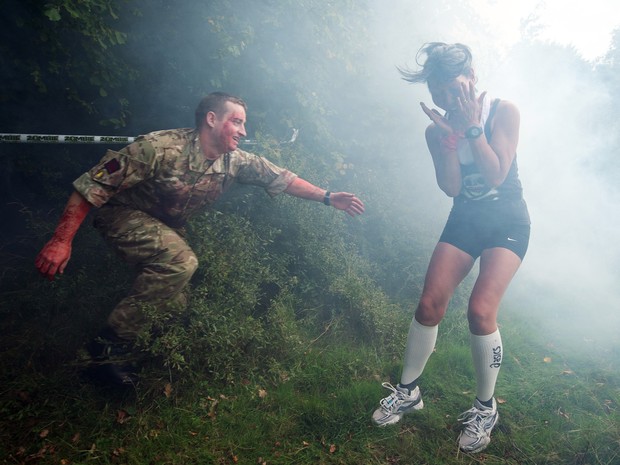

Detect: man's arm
[35,190,92,280]
[283,177,365,217]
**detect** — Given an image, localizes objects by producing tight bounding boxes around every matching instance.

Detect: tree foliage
[1,0,418,384]
[1,0,134,130]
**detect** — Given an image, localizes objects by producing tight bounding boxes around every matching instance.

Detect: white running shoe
[458,398,499,453]
[371,382,424,426]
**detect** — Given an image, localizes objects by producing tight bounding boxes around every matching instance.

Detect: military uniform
[73,128,297,340]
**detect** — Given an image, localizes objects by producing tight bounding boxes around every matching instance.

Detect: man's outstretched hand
[330,192,365,217]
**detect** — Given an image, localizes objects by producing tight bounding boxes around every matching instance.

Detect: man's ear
[205,111,217,128]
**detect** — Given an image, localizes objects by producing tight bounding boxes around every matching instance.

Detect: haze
[362,0,620,356]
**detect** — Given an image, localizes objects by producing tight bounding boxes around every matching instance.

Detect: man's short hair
[194,92,247,128]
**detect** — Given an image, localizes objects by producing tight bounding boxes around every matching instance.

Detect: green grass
[1,308,619,465]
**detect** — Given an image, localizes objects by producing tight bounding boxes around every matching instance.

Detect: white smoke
[362,0,620,353]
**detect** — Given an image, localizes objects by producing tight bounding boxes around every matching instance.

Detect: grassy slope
[1,306,619,465]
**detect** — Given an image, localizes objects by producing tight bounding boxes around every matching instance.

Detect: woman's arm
[468,100,520,188]
[456,82,520,188]
[425,123,464,197]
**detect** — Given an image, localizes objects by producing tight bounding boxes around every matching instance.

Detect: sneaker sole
[458,412,499,453]
[459,437,491,454]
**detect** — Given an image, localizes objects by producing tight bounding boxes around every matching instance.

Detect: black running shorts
[439,201,530,260]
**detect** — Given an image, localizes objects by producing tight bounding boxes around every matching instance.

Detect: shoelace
[458,407,494,435]
[379,382,401,411]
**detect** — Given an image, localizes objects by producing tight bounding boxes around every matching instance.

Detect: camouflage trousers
[93,206,199,341]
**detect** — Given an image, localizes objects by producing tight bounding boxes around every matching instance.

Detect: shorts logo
[507,237,517,242]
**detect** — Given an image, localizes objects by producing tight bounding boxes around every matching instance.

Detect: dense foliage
[1,0,424,385]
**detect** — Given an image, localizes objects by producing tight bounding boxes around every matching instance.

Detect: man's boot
[85,326,139,386]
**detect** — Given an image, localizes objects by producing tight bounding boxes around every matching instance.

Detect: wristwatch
[465,126,483,139]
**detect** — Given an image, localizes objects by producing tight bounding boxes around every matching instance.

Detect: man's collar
[188,131,230,172]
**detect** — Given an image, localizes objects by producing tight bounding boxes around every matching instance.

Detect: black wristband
[323,191,331,206]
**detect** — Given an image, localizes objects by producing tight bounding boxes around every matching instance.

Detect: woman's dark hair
[194,92,247,128]
[398,42,474,84]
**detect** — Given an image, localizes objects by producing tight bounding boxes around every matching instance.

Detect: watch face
[466,126,483,139]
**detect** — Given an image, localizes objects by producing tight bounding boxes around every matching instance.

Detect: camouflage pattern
[74,128,298,340]
[93,206,197,340]
[74,128,298,228]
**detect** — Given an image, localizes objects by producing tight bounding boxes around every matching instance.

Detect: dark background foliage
[0,0,428,382]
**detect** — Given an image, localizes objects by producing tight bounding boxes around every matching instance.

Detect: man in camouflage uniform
[35,92,365,385]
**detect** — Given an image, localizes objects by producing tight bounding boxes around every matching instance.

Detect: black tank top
[451,99,530,225]
[455,99,524,202]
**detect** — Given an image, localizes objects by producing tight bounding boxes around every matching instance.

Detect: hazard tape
[0,128,298,146]
[0,134,135,144]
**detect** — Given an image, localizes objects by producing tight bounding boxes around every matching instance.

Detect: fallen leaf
[27,444,54,461]
[207,399,219,419]
[329,444,337,454]
[116,409,131,424]
[39,429,49,438]
[71,432,80,444]
[561,370,574,375]
[543,357,552,363]
[164,383,173,398]
[496,398,507,404]
[258,389,268,399]
[302,441,310,447]
[557,408,570,420]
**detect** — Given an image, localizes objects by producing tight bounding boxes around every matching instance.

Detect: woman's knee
[415,295,447,326]
[467,303,497,334]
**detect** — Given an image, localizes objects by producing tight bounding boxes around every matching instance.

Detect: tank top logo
[462,172,498,200]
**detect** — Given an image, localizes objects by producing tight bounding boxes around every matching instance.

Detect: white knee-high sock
[470,329,503,403]
[400,318,439,386]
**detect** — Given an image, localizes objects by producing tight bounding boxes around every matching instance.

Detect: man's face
[213,102,247,153]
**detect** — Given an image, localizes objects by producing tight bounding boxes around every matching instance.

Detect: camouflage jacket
[73,128,298,227]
